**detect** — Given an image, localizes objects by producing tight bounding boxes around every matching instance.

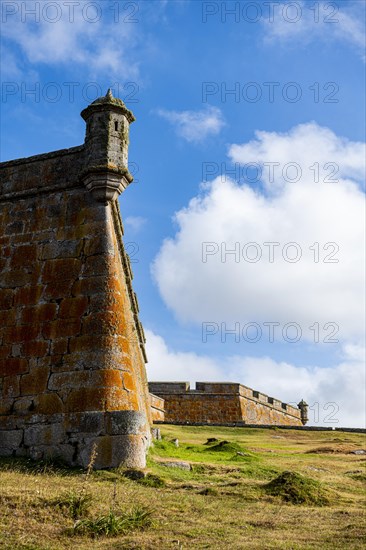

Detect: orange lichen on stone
[0,358,28,377]
[20,366,50,395]
[58,297,89,319]
[37,393,64,415]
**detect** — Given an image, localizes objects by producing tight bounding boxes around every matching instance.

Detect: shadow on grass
[0,456,83,477]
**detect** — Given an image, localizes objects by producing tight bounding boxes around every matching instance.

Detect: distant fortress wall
[149,392,165,423]
[148,382,307,426]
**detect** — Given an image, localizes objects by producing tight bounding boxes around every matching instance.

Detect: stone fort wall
[149,382,306,426]
[0,93,152,468]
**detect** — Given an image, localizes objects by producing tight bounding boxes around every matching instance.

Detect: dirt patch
[306,445,361,454]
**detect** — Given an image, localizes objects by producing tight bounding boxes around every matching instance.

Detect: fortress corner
[0,92,151,469]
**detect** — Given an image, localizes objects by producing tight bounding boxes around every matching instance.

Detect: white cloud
[156,106,225,143]
[146,329,366,428]
[146,329,222,382]
[124,216,147,233]
[2,0,139,78]
[262,1,366,60]
[229,122,365,191]
[152,123,365,341]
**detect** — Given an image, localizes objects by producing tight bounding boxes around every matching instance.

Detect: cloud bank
[2,0,139,78]
[152,123,365,343]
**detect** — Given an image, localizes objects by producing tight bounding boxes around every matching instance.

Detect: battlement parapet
[148,381,306,426]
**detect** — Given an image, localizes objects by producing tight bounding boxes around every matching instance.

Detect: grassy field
[0,424,365,549]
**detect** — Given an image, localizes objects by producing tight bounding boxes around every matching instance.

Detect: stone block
[21,366,49,395]
[78,434,147,469]
[0,429,23,449]
[3,375,20,398]
[13,286,43,307]
[160,461,191,471]
[65,412,105,434]
[71,276,107,296]
[24,423,65,447]
[48,369,123,391]
[4,324,40,344]
[40,240,82,260]
[10,245,37,268]
[42,258,82,284]
[69,334,115,353]
[42,319,81,339]
[65,388,109,413]
[105,410,147,435]
[4,221,24,235]
[22,340,49,358]
[0,398,14,415]
[43,279,74,300]
[36,394,64,415]
[0,357,28,377]
[0,345,11,359]
[21,304,57,325]
[52,444,75,464]
[82,255,112,277]
[81,311,126,336]
[84,234,115,256]
[58,296,88,319]
[49,339,69,356]
[0,416,18,430]
[0,269,33,288]
[13,397,34,413]
[0,289,14,310]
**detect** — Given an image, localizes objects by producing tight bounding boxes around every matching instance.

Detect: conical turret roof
[81,89,135,123]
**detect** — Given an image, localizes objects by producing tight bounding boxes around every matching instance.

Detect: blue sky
[1,0,365,426]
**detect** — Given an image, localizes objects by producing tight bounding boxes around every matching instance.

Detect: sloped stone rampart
[0,94,151,468]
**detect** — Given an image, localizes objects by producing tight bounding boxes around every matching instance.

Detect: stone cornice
[0,145,84,169]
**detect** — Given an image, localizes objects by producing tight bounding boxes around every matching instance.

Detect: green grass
[264,470,331,505]
[73,505,154,537]
[51,490,93,519]
[0,424,365,549]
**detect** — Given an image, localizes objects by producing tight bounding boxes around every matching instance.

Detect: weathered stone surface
[0,289,13,309]
[24,423,65,447]
[105,410,147,435]
[0,429,23,449]
[13,286,43,307]
[0,358,28,377]
[0,92,151,469]
[78,434,148,469]
[58,296,89,319]
[161,461,192,471]
[40,240,83,260]
[65,411,105,434]
[150,393,165,422]
[37,394,64,415]
[43,258,82,285]
[3,375,20,398]
[149,382,305,427]
[151,427,162,440]
[21,366,50,395]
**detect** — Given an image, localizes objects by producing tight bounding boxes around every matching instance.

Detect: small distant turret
[298,399,309,425]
